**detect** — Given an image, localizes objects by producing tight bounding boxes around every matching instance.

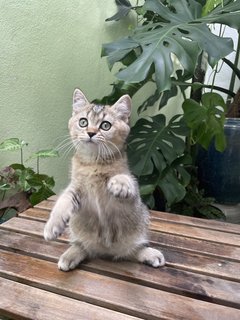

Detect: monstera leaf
[183,92,227,151]
[106,0,132,21]
[103,0,240,91]
[128,114,190,205]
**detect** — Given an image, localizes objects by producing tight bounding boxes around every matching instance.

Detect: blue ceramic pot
[197,118,240,204]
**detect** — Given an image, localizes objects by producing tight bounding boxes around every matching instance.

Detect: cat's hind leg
[134,246,165,268]
[58,243,87,271]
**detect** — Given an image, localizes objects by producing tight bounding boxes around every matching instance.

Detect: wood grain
[151,210,240,234]
[1,230,239,308]
[1,217,240,281]
[1,197,240,319]
[0,250,239,320]
[0,278,141,320]
[150,220,240,246]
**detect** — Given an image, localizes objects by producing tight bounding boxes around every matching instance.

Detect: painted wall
[0,0,135,192]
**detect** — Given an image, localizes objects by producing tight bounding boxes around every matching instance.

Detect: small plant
[0,138,59,222]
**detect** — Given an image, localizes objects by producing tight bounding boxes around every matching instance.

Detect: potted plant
[96,0,240,218]
[197,42,240,204]
[0,138,58,223]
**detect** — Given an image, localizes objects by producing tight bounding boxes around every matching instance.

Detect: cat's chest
[74,167,110,191]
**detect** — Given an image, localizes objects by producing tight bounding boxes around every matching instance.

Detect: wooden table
[0,196,240,320]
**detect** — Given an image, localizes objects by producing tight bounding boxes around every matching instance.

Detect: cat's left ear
[112,95,131,123]
[72,88,89,115]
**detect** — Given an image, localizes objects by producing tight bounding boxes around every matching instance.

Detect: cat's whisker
[101,141,115,162]
[55,136,73,152]
[96,143,101,162]
[62,143,75,160]
[106,141,123,159]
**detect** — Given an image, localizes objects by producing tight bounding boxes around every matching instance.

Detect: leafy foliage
[0,138,58,220]
[0,138,28,151]
[103,0,240,91]
[128,114,191,206]
[183,92,226,151]
[28,149,59,160]
[106,0,133,21]
[98,0,240,218]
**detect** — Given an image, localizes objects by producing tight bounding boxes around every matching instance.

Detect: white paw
[137,247,165,268]
[44,217,65,241]
[58,247,85,271]
[107,174,136,198]
[58,256,79,272]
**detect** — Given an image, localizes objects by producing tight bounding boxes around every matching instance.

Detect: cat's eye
[100,121,111,131]
[79,118,88,128]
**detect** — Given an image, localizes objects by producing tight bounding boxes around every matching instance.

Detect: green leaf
[140,184,156,196]
[0,183,11,191]
[128,114,190,206]
[10,163,25,171]
[137,89,162,114]
[29,186,55,206]
[159,85,178,109]
[106,0,132,21]
[27,174,55,190]
[16,167,35,192]
[128,114,187,177]
[183,92,226,151]
[103,0,239,91]
[158,170,186,205]
[0,138,28,151]
[29,149,59,160]
[202,0,223,16]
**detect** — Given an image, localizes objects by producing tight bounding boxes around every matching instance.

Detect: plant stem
[20,148,23,165]
[226,30,240,109]
[211,62,218,93]
[172,81,235,97]
[182,88,187,101]
[37,156,40,174]
[1,190,6,201]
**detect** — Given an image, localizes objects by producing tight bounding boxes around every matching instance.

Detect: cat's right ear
[72,88,89,115]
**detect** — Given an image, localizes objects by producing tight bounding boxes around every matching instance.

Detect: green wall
[0,0,134,192]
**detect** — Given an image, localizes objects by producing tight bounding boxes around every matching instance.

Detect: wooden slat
[1,217,240,281]
[20,207,240,248]
[1,230,239,308]
[160,247,240,281]
[151,210,240,234]
[150,231,240,262]
[0,250,239,320]
[0,229,66,262]
[48,195,58,201]
[0,217,68,241]
[0,278,140,320]
[34,200,54,210]
[0,230,240,307]
[18,208,240,262]
[3,216,240,265]
[150,220,240,246]
[20,207,50,222]
[32,199,240,235]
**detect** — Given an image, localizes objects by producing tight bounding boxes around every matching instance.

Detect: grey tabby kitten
[44,88,165,271]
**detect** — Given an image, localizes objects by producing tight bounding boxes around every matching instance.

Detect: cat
[44,88,165,271]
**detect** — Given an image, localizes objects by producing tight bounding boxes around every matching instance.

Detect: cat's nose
[87,132,96,138]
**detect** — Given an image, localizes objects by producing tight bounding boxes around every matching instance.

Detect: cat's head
[68,88,131,162]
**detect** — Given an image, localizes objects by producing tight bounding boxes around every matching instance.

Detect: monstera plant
[98,0,240,218]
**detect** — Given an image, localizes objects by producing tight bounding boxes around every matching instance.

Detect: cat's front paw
[44,217,66,241]
[137,247,165,268]
[107,174,136,198]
